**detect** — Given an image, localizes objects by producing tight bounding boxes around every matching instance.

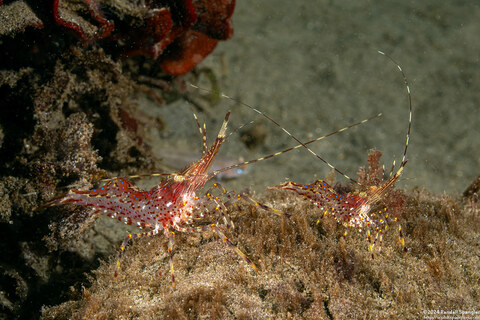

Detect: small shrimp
[269,51,412,258]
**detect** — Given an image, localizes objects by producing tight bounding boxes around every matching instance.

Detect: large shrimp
[45,112,263,288]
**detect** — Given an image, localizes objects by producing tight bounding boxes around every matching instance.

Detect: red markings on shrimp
[44,111,280,288]
[51,178,195,229]
[270,52,412,259]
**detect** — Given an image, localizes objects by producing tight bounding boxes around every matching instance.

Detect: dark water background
[145,0,480,196]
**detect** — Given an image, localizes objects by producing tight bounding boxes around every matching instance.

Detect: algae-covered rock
[40,183,480,319]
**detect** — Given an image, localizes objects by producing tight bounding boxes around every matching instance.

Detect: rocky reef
[0,1,235,318]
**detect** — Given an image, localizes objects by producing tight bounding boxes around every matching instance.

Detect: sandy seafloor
[143,0,480,197]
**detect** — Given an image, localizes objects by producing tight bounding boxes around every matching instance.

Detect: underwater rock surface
[41,183,480,319]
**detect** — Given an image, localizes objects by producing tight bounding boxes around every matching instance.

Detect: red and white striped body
[44,112,262,288]
[53,178,199,234]
[272,180,372,228]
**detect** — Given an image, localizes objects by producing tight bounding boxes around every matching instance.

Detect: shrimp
[45,112,269,288]
[269,51,412,258]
